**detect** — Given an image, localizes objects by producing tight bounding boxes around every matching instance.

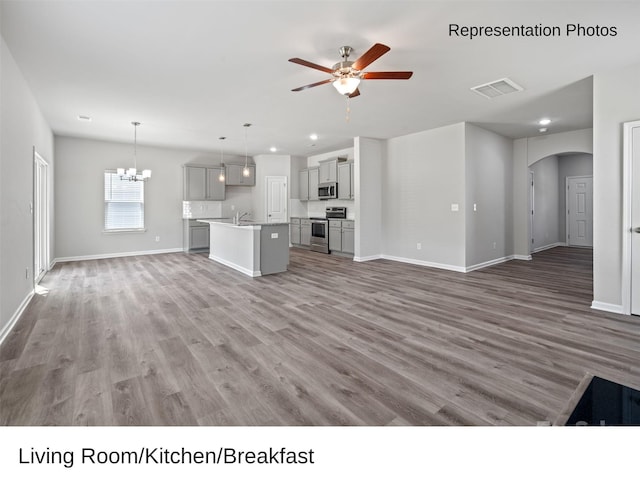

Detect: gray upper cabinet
[338,162,354,200]
[299,169,309,200]
[318,159,337,183]
[184,165,225,200]
[206,168,225,200]
[226,164,255,186]
[308,167,319,201]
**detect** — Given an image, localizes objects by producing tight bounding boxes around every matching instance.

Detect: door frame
[529,170,534,254]
[622,120,640,315]
[565,175,593,247]
[33,148,50,284]
[264,175,288,223]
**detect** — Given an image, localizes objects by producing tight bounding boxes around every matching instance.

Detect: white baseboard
[353,254,383,262]
[381,254,467,273]
[54,248,184,263]
[0,289,34,346]
[209,254,261,277]
[591,301,625,315]
[513,254,533,261]
[464,255,515,273]
[533,242,566,253]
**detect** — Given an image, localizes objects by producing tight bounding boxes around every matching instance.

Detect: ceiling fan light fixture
[333,76,361,95]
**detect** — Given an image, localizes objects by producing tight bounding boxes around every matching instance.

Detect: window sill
[102,228,147,234]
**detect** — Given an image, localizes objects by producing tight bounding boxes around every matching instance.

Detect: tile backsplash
[182,201,223,219]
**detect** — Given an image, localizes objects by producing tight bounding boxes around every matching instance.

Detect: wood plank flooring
[1,247,638,425]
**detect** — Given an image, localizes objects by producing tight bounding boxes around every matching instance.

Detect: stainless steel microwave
[318,182,337,200]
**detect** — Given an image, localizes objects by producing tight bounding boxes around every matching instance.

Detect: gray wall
[383,123,466,269]
[465,123,514,268]
[0,35,54,336]
[54,136,250,259]
[530,155,560,251]
[355,137,384,261]
[593,61,640,310]
[251,154,291,222]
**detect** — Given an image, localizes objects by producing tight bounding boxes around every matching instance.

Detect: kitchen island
[197,219,289,277]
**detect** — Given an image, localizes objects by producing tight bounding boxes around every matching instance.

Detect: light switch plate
[451,203,459,212]
[271,233,278,239]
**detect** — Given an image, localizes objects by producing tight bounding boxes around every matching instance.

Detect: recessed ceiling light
[538,118,551,126]
[270,147,277,152]
[309,133,318,141]
[78,115,92,121]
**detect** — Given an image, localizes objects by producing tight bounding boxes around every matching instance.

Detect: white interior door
[266,176,287,223]
[34,151,50,284]
[566,176,593,247]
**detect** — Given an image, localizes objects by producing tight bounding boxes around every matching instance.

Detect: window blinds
[104,171,144,230]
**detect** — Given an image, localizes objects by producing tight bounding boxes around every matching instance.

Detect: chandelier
[117,121,151,182]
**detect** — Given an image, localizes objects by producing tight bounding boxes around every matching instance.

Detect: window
[104,171,145,231]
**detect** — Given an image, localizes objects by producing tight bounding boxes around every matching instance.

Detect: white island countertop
[197,219,289,227]
[197,219,290,276]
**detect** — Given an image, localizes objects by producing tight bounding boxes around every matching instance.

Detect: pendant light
[117,121,151,181]
[242,123,251,177]
[218,136,226,182]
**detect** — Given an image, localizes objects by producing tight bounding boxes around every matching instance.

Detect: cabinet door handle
[634,227,640,233]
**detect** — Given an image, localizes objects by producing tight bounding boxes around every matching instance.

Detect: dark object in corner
[565,376,640,426]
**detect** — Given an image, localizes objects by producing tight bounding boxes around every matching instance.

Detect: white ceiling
[2,0,639,157]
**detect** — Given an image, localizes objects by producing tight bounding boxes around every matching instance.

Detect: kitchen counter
[197,219,289,276]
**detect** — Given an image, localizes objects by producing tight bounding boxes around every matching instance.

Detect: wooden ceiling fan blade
[291,78,333,92]
[349,88,361,98]
[352,43,390,71]
[288,57,334,74]
[363,71,413,80]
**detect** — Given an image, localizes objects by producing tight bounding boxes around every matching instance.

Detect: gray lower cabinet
[190,226,210,249]
[300,219,312,246]
[341,220,355,254]
[184,220,210,252]
[329,220,354,255]
[290,217,301,245]
[329,220,342,251]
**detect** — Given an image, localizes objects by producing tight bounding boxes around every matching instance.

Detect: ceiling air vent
[471,77,523,99]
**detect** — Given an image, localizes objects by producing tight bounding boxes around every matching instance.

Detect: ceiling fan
[289,43,413,98]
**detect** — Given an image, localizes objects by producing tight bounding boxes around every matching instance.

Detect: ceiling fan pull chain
[345,95,351,122]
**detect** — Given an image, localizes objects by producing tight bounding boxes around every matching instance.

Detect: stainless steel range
[310,207,346,254]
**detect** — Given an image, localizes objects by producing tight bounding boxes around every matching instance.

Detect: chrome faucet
[233,211,250,224]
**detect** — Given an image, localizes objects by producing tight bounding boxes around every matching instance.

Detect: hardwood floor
[1,247,638,425]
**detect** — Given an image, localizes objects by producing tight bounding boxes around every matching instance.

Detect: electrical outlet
[493,242,497,249]
[451,203,459,212]
[155,236,160,242]
[473,203,477,212]
[417,243,422,250]
[231,205,236,211]
[271,233,279,239]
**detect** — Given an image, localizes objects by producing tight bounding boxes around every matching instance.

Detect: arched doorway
[528,152,593,254]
